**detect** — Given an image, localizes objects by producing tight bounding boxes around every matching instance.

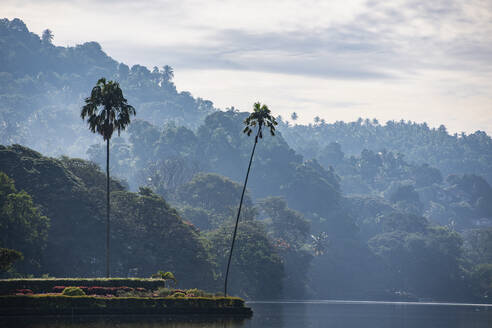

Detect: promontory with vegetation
[0,18,491,305]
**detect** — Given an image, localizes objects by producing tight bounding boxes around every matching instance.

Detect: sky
[2,0,492,134]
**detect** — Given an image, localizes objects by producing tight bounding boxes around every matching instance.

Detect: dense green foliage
[0,172,49,273]
[0,18,491,302]
[278,118,492,184]
[207,220,284,299]
[0,248,23,273]
[0,18,215,157]
[0,145,216,289]
[259,197,312,298]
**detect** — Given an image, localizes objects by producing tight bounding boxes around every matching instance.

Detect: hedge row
[53,286,142,295]
[0,278,165,295]
[0,295,251,316]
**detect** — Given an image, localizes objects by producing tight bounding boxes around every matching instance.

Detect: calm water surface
[246,301,492,328]
[1,301,491,328]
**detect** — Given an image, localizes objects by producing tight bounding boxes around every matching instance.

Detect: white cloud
[1,0,491,133]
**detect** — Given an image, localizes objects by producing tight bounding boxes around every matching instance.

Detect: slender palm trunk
[224,126,261,296]
[106,138,110,278]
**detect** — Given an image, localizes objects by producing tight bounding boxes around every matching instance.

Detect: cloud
[1,0,492,133]
[4,0,491,78]
[100,0,492,82]
[120,27,394,79]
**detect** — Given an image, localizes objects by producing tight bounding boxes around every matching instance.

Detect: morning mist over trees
[0,5,492,323]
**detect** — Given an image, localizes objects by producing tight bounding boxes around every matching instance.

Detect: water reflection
[1,301,491,328]
[0,315,247,328]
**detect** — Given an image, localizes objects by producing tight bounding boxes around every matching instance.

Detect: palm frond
[81,78,136,140]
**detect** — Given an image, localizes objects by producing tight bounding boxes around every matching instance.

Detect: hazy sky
[3,0,492,133]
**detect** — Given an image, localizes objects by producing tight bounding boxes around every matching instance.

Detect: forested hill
[0,18,216,157]
[1,17,491,185]
[1,18,492,302]
[278,119,492,185]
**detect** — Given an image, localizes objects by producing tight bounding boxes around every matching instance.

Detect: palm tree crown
[243,102,277,139]
[81,78,136,140]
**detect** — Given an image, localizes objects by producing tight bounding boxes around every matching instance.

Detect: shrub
[185,288,213,297]
[62,287,85,296]
[151,271,177,288]
[53,286,137,296]
[172,292,185,298]
[156,287,172,297]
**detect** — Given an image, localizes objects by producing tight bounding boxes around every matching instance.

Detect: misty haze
[0,1,491,327]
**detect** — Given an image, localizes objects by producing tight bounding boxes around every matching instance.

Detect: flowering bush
[62,287,85,296]
[53,286,137,296]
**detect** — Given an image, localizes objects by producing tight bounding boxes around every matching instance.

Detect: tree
[152,271,177,288]
[209,220,283,299]
[0,172,49,273]
[41,29,53,44]
[260,197,312,298]
[260,197,310,249]
[224,102,277,296]
[311,232,329,256]
[110,188,214,286]
[140,157,199,199]
[0,248,23,273]
[162,65,174,82]
[81,78,136,277]
[177,173,253,220]
[290,112,298,121]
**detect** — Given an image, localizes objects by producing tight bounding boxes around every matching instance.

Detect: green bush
[185,288,213,297]
[172,292,185,297]
[62,287,85,296]
[156,287,172,297]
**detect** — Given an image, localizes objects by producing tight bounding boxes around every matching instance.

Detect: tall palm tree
[81,78,136,278]
[224,102,277,296]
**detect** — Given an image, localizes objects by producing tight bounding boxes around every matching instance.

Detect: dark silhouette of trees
[0,171,48,273]
[41,29,53,44]
[162,65,174,82]
[224,102,277,296]
[81,78,136,277]
[0,248,23,273]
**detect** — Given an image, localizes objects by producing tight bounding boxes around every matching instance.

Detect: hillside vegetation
[0,19,491,302]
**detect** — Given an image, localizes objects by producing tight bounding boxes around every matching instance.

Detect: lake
[1,300,491,327]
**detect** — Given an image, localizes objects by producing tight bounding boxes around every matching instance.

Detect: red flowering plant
[272,238,291,251]
[53,286,136,296]
[14,289,33,295]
